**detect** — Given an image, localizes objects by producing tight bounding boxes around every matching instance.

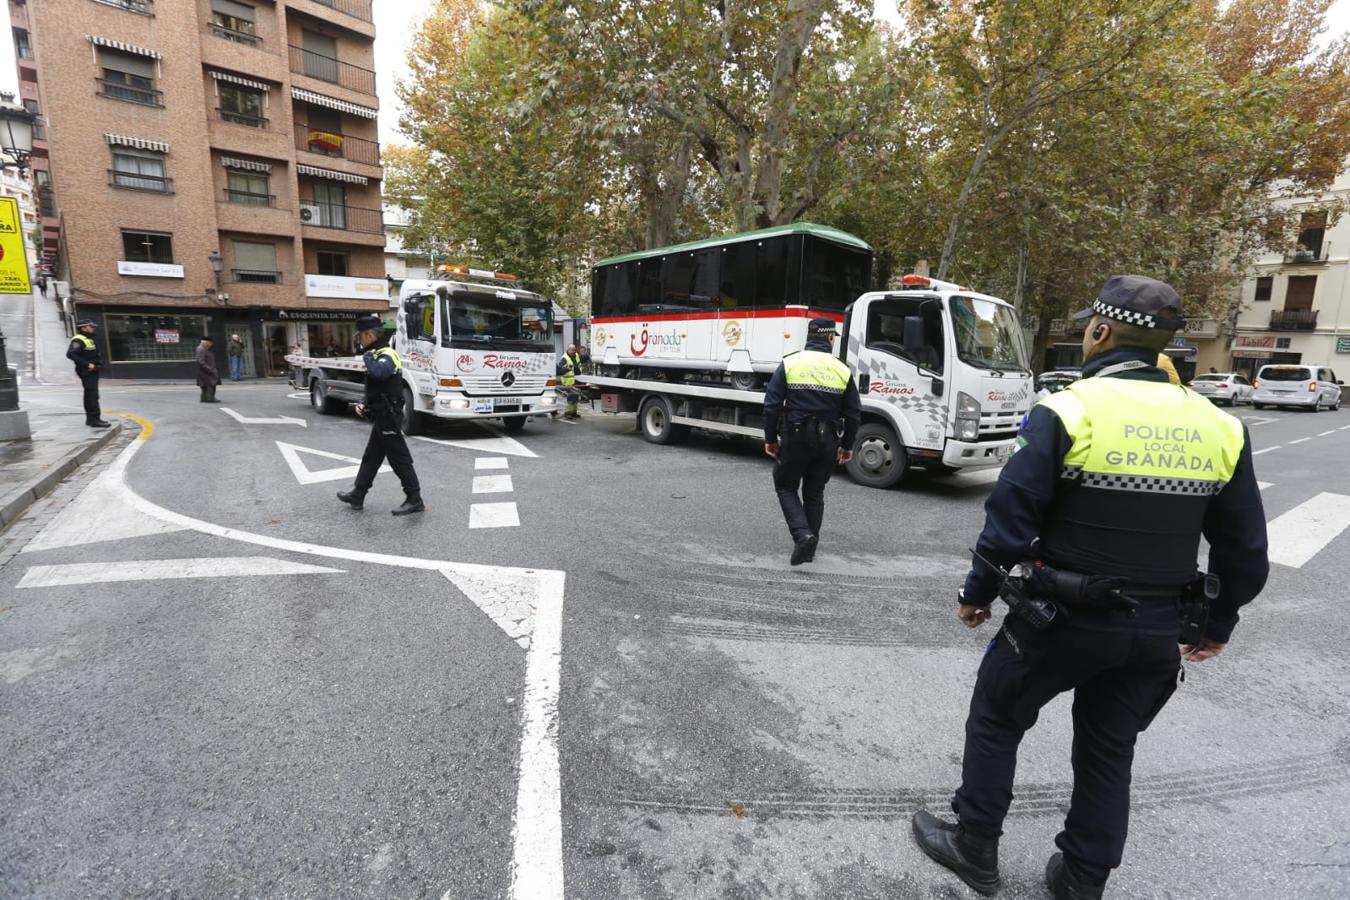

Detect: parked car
[1188,372,1253,406]
[1251,364,1343,411]
[1035,369,1081,396]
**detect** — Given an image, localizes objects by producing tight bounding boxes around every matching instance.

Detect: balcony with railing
[1269,309,1319,331]
[109,169,174,194]
[299,201,383,235]
[209,20,260,46]
[232,268,282,284]
[98,78,163,107]
[288,45,375,95]
[223,188,277,206]
[1283,243,1330,265]
[217,107,269,129]
[92,0,153,15]
[294,123,380,166]
[308,0,372,23]
[38,187,56,219]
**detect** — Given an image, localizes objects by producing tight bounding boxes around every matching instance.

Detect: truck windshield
[950,296,1030,374]
[441,292,553,350]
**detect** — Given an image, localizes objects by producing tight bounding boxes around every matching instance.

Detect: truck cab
[842,276,1034,486]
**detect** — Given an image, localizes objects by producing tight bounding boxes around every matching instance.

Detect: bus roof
[594,222,872,268]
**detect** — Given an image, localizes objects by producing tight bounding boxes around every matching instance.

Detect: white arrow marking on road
[1257,481,1272,491]
[473,475,514,494]
[1266,493,1350,568]
[220,407,307,427]
[411,431,538,458]
[1242,415,1277,426]
[276,441,390,485]
[105,436,565,898]
[17,556,343,588]
[23,467,185,552]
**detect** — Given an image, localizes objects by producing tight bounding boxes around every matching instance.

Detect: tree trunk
[645,139,693,249]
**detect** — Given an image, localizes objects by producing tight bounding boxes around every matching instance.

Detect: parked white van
[1251,364,1343,411]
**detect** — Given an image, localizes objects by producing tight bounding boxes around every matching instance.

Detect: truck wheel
[729,372,762,392]
[310,378,341,415]
[639,396,686,444]
[401,385,423,435]
[502,416,527,434]
[847,422,908,488]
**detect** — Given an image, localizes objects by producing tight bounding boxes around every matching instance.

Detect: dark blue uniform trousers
[355,412,420,496]
[953,602,1181,884]
[773,436,837,540]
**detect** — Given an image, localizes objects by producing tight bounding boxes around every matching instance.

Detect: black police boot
[88,419,111,428]
[911,810,999,896]
[1045,853,1105,900]
[392,494,425,516]
[790,533,818,566]
[336,489,365,510]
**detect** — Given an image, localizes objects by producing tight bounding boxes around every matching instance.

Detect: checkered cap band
[1093,299,1156,328]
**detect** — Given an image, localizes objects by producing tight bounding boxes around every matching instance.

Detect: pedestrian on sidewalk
[762,317,860,565]
[66,318,109,428]
[196,335,221,403]
[36,275,47,298]
[337,315,424,516]
[226,333,245,382]
[911,276,1269,899]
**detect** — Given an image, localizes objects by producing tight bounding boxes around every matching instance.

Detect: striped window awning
[105,133,169,153]
[291,88,377,120]
[297,164,368,185]
[221,156,273,173]
[210,70,271,92]
[88,35,161,59]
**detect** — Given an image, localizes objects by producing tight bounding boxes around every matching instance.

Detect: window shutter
[233,240,277,271]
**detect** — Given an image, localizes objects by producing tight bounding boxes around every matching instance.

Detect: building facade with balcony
[1230,162,1350,377]
[8,0,388,379]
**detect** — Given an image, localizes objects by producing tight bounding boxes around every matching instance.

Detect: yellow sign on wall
[0,196,31,295]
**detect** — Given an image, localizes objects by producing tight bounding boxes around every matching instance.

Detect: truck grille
[460,374,550,394]
[978,409,1023,441]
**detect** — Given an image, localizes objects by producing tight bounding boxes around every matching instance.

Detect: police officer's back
[66,318,109,428]
[763,317,861,565]
[911,276,1269,898]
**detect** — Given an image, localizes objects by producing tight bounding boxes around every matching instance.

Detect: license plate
[494,396,526,405]
[996,444,1013,461]
[473,400,494,413]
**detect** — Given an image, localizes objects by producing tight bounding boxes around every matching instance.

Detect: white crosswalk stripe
[1265,493,1350,569]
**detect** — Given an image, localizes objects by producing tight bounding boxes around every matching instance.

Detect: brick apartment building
[9,0,388,379]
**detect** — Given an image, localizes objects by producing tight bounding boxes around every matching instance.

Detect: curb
[0,422,123,529]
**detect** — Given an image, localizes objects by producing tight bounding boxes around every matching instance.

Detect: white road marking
[104,438,565,897]
[1257,481,1273,491]
[1289,437,1311,445]
[22,467,185,553]
[1241,416,1277,426]
[18,556,342,588]
[220,408,307,427]
[276,441,389,485]
[473,475,514,494]
[1341,425,1350,431]
[411,430,538,458]
[476,457,510,470]
[1319,430,1336,437]
[1266,493,1350,568]
[1253,446,1280,455]
[953,466,1004,486]
[470,502,520,529]
[287,391,309,399]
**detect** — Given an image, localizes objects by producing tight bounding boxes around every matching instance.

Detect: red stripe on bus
[591,308,844,324]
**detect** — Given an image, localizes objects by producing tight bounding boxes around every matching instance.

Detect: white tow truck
[287,266,560,434]
[581,274,1036,487]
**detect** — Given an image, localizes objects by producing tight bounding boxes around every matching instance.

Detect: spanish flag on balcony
[307,129,343,155]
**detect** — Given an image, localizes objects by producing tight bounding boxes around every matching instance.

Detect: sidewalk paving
[0,405,121,530]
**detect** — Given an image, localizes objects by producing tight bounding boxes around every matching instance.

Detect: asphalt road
[2,383,1348,899]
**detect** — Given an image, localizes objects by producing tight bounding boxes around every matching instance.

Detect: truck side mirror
[931,377,944,397]
[902,316,926,356]
[857,373,870,394]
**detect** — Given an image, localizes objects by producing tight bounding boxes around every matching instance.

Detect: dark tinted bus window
[719,241,756,310]
[635,258,661,312]
[754,236,795,308]
[802,236,872,311]
[593,262,638,316]
[660,249,719,312]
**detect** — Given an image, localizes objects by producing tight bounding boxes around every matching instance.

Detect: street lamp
[207,249,224,293]
[0,92,35,175]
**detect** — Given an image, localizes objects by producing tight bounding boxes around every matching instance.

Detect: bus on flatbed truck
[288,266,560,434]
[582,272,1035,488]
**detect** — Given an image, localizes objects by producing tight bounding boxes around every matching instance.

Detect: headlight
[538,396,555,406]
[955,391,981,441]
[957,419,979,441]
[449,399,471,410]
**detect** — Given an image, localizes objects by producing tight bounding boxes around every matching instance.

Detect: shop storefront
[261,309,383,375]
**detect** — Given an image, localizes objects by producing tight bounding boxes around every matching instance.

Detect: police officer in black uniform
[911,276,1269,898]
[763,317,861,565]
[66,318,110,428]
[337,315,424,516]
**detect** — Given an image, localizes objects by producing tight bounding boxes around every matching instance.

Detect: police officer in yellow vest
[337,315,424,515]
[763,317,861,565]
[66,318,110,428]
[557,343,583,419]
[911,276,1268,898]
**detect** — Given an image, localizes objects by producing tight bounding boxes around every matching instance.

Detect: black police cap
[807,316,837,335]
[1071,275,1185,331]
[76,318,97,328]
[355,315,383,332]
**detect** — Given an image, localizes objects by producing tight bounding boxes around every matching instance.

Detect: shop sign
[1337,336,1350,354]
[1234,334,1275,348]
[154,328,180,344]
[272,310,361,321]
[117,260,186,278]
[0,197,31,295]
[1232,349,1273,359]
[304,274,388,300]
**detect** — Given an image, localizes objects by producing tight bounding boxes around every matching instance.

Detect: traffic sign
[0,196,31,295]
[1337,336,1350,354]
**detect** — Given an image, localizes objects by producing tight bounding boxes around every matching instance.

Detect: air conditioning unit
[299,203,321,224]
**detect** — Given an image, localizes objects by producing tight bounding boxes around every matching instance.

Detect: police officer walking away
[910,276,1269,898]
[557,343,584,420]
[763,317,860,565]
[337,315,424,516]
[67,318,110,428]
